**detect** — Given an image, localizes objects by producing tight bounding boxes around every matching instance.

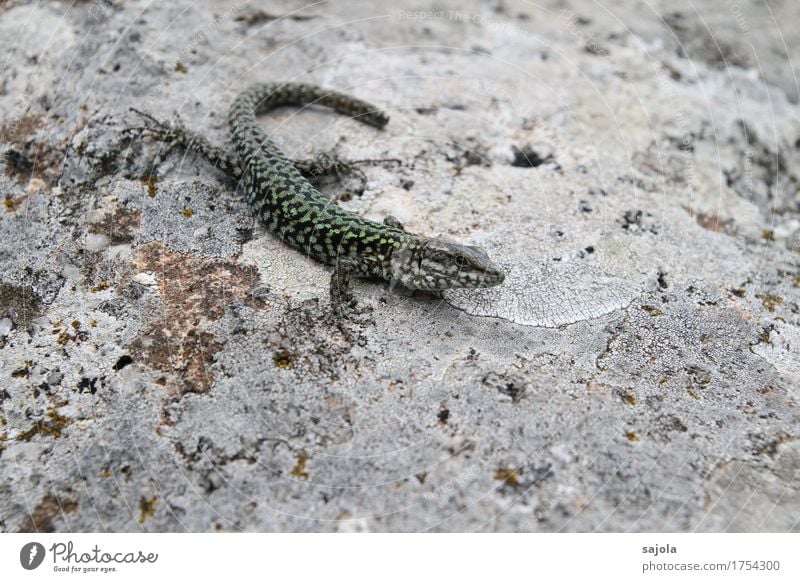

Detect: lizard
[126,82,505,312]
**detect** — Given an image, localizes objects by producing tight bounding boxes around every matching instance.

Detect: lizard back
[229,83,416,269]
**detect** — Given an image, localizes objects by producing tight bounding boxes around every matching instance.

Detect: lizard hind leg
[292,151,368,197]
[292,151,357,179]
[126,108,244,180]
[293,152,402,198]
[293,151,401,178]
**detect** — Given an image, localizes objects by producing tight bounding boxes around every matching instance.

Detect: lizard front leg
[330,257,357,312]
[329,257,378,320]
[382,215,405,231]
[293,152,401,196]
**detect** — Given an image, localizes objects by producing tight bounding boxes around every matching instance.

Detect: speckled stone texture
[1,0,798,532]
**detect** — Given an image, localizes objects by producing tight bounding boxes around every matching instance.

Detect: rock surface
[1,0,798,532]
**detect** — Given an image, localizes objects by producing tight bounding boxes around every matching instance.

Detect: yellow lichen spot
[138,497,157,523]
[11,360,32,378]
[90,320,98,328]
[141,173,157,197]
[616,388,637,406]
[99,468,113,478]
[494,468,519,488]
[91,280,110,292]
[757,292,783,312]
[175,61,188,73]
[793,277,800,289]
[641,305,662,316]
[16,408,72,441]
[181,208,193,218]
[290,451,309,480]
[762,230,775,242]
[625,431,639,442]
[273,350,293,369]
[71,320,81,329]
[3,195,24,212]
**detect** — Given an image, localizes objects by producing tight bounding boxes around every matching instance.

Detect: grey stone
[0,0,798,533]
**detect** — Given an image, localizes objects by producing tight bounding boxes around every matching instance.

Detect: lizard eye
[454,255,467,268]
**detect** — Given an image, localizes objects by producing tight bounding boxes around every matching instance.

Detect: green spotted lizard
[128,82,505,311]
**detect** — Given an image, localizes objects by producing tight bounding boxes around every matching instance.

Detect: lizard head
[390,236,505,291]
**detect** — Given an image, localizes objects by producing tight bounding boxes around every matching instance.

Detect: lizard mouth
[480,266,505,287]
[458,263,505,288]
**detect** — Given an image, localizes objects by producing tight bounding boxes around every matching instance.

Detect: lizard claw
[126,108,187,142]
[331,298,373,322]
[350,157,402,167]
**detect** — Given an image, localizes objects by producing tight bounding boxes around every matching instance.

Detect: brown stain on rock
[129,242,264,396]
[3,193,27,212]
[682,206,736,235]
[0,114,43,143]
[138,496,157,524]
[88,205,142,244]
[494,468,520,488]
[18,493,79,532]
[1,114,68,187]
[0,282,43,328]
[290,451,310,480]
[16,407,72,441]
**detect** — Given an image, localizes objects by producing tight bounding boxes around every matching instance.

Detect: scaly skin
[128,82,505,309]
